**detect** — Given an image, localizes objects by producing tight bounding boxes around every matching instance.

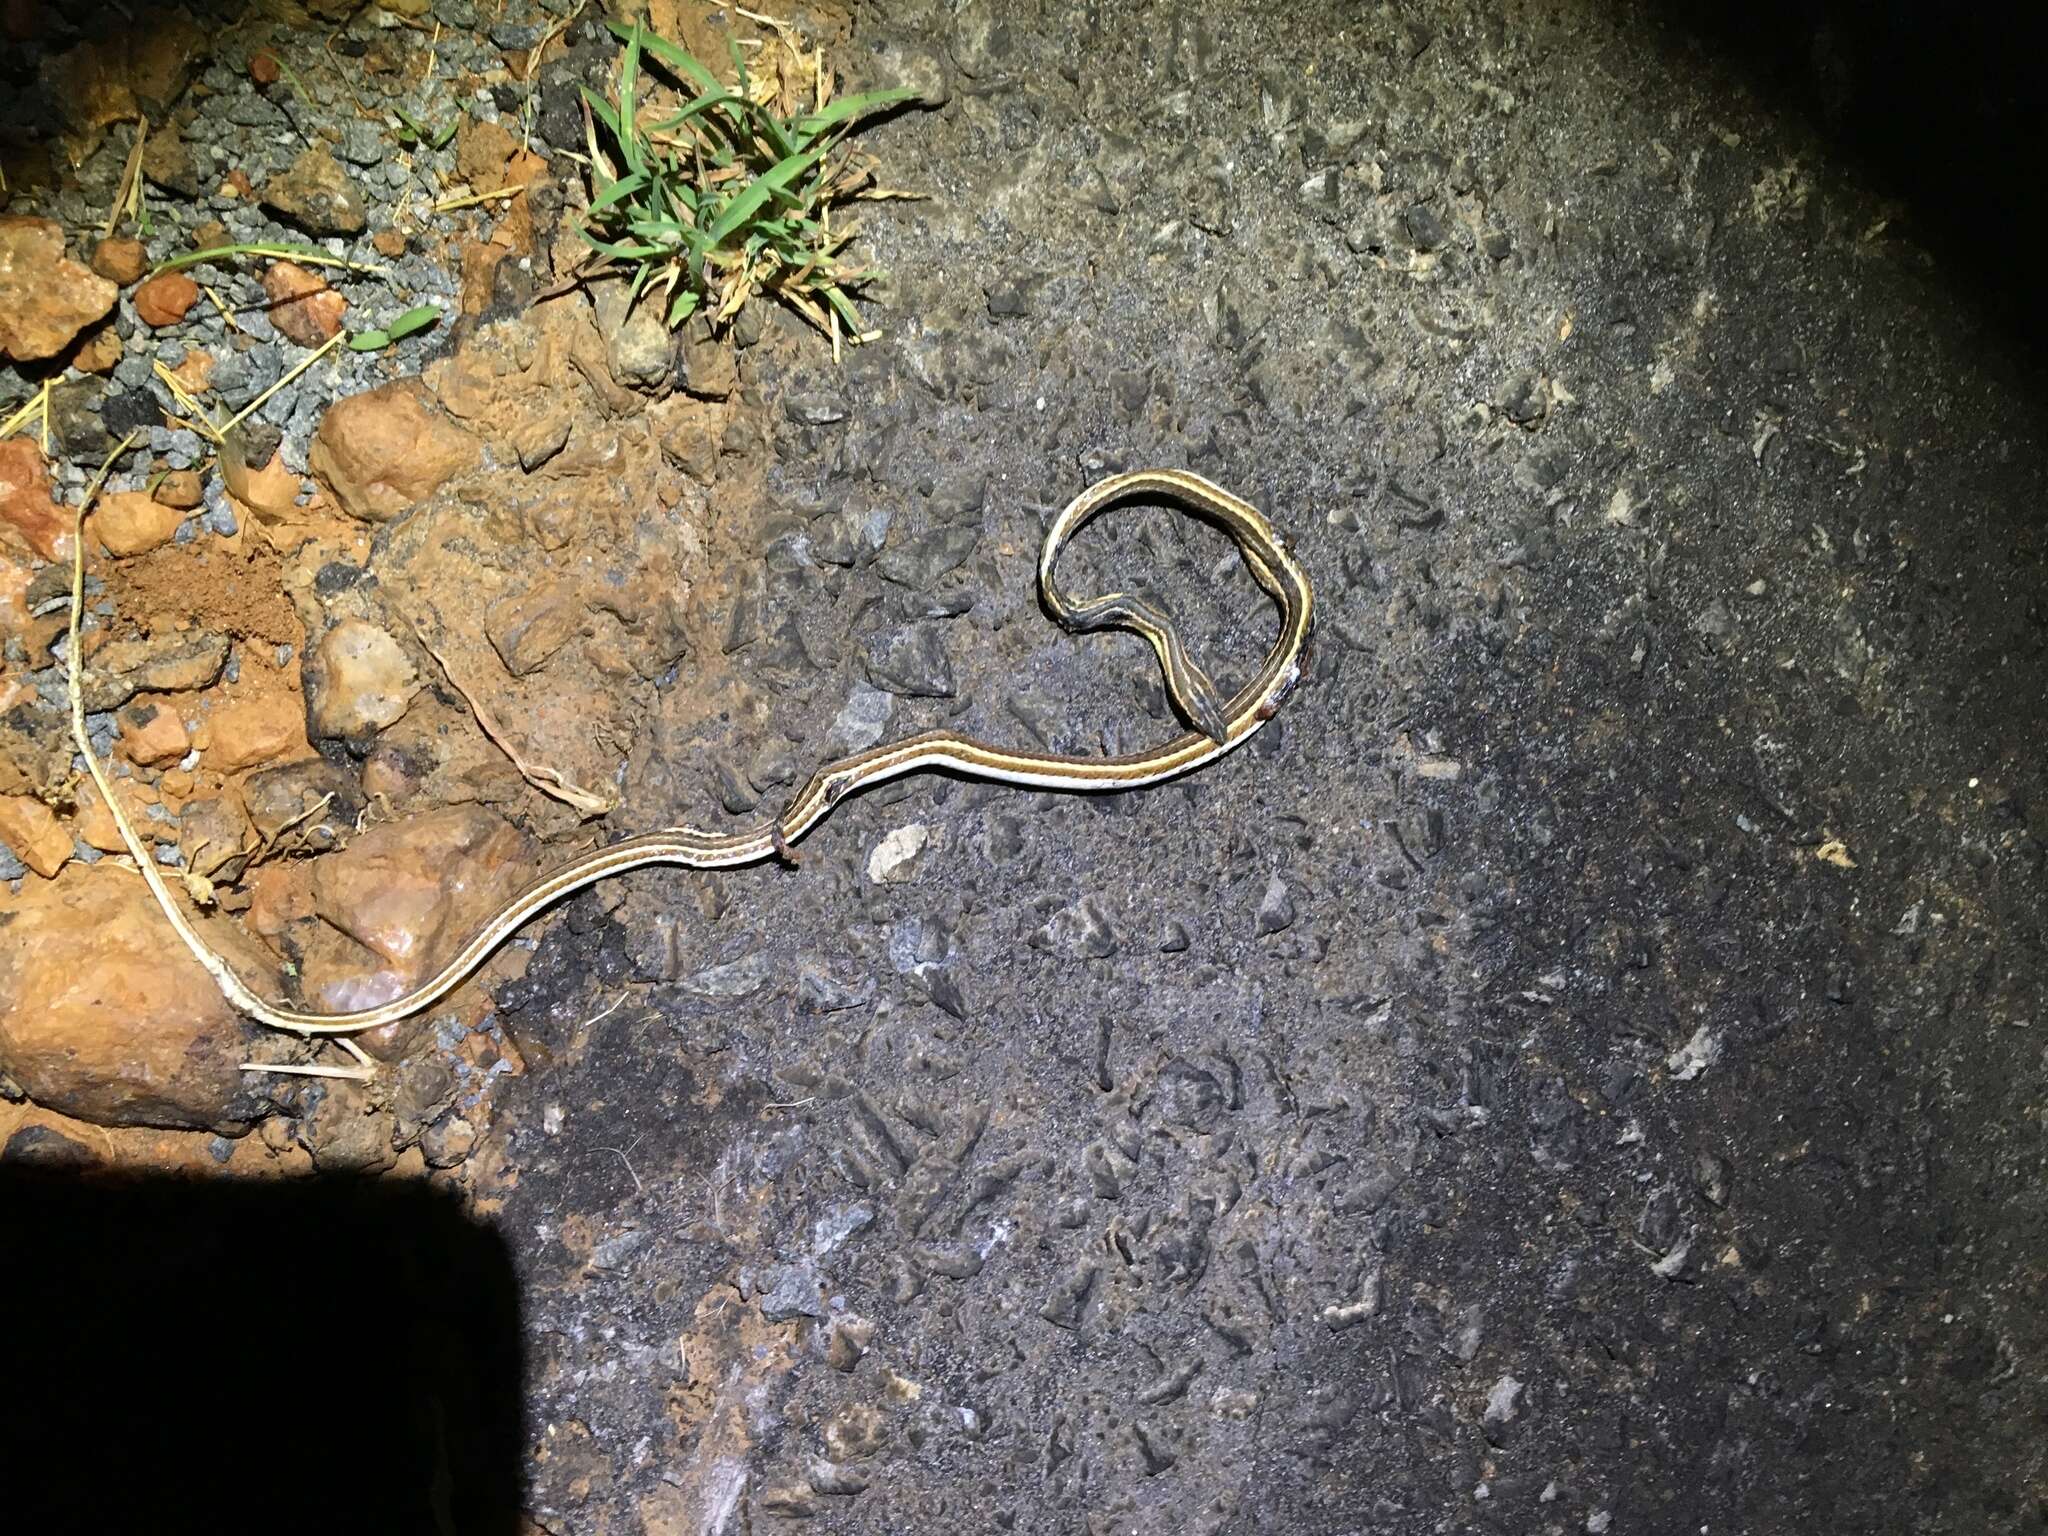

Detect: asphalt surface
[488,3,2048,1532]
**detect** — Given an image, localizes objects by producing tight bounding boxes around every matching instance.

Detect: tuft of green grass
[575,21,913,350]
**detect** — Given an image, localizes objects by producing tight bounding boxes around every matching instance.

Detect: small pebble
[1256,875,1296,934]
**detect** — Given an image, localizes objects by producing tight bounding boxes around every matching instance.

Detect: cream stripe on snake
[78,468,1315,1038]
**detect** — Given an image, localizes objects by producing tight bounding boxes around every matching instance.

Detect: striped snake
[76,468,1315,1040]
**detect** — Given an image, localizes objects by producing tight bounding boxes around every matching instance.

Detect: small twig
[199,282,242,334]
[149,244,388,280]
[580,994,629,1030]
[525,0,587,84]
[218,332,342,437]
[237,1054,376,1081]
[67,433,340,1048]
[0,380,52,447]
[525,254,614,308]
[431,181,530,214]
[104,116,148,239]
[257,789,337,855]
[64,434,252,987]
[410,616,618,817]
[152,359,223,444]
[597,1136,645,1195]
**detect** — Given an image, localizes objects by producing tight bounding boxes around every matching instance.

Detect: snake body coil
[95,469,1314,1037]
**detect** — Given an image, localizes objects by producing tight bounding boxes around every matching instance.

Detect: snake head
[1185,681,1232,747]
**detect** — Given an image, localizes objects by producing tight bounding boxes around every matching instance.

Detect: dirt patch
[104,537,301,650]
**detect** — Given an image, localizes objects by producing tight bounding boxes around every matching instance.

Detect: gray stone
[828,684,895,753]
[339,121,386,167]
[864,624,954,697]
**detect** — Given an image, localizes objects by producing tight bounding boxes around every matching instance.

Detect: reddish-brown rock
[166,347,215,393]
[261,145,367,237]
[153,469,205,509]
[307,380,478,522]
[458,237,513,318]
[0,697,71,797]
[71,776,132,854]
[0,791,72,877]
[0,438,71,562]
[71,775,171,856]
[221,446,303,525]
[455,115,517,192]
[0,864,268,1130]
[304,804,536,1014]
[0,216,119,362]
[71,325,123,374]
[90,236,148,285]
[80,631,228,712]
[38,14,208,156]
[201,688,305,773]
[117,699,190,766]
[260,259,347,346]
[91,489,185,556]
[243,859,316,941]
[0,552,31,642]
[133,269,200,328]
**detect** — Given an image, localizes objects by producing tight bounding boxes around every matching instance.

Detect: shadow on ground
[0,1155,522,1535]
[1639,0,2048,376]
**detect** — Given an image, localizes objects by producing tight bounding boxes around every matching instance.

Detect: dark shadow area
[1639,0,2048,374]
[0,1155,523,1536]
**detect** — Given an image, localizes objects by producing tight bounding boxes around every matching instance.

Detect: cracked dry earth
[3,0,2046,1533]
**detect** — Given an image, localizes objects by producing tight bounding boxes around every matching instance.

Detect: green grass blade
[626,217,689,245]
[706,146,820,245]
[795,87,916,140]
[646,87,746,134]
[668,289,701,326]
[613,20,720,94]
[383,303,442,342]
[821,282,865,329]
[631,204,709,257]
[727,37,799,160]
[580,84,623,143]
[588,172,648,215]
[618,30,643,174]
